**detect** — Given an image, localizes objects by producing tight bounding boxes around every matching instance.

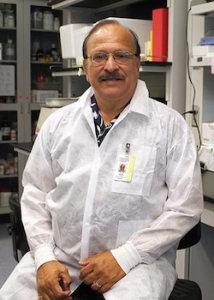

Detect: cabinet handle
[27,101,30,114]
[25,96,30,114]
[18,95,23,114]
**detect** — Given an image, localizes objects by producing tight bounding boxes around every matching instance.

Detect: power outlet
[192,105,199,127]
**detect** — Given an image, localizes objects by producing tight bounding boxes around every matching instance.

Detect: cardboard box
[32,90,59,103]
[193,45,214,57]
[35,107,59,135]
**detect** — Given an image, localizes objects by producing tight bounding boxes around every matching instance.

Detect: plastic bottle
[10,129,17,141]
[32,7,43,29]
[43,10,54,30]
[5,39,15,60]
[54,17,60,31]
[32,40,40,53]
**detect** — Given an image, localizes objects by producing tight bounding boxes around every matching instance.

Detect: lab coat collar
[77,79,151,119]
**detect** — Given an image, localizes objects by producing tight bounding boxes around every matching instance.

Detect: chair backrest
[9,197,30,261]
[178,221,201,250]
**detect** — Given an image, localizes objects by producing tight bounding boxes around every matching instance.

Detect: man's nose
[104,54,119,71]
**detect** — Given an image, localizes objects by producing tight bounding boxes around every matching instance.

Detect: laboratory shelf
[48,0,144,11]
[0,60,17,64]
[191,2,214,15]
[50,61,172,77]
[0,206,11,214]
[0,174,18,179]
[0,104,18,111]
[190,56,213,67]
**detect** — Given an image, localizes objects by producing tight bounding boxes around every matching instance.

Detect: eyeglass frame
[84,50,139,66]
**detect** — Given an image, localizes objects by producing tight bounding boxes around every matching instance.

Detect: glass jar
[1,119,11,141]
[5,39,15,60]
[36,47,44,62]
[4,10,15,28]
[50,43,58,61]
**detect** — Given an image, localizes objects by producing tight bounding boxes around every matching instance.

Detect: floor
[0,217,18,288]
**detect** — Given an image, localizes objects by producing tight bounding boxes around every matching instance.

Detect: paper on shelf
[0,65,15,96]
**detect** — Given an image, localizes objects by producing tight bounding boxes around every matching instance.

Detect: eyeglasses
[85,50,138,66]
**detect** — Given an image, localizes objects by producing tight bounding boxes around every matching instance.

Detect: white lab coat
[0,80,203,300]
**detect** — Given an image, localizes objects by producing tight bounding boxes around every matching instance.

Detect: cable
[185,7,202,150]
[182,110,195,116]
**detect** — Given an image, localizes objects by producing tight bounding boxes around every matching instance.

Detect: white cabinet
[0,0,23,214]
[0,0,63,214]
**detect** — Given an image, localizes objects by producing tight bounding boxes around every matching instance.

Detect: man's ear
[83,59,89,82]
[137,56,141,69]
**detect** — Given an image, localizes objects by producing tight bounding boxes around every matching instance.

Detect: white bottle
[54,17,60,31]
[43,10,54,30]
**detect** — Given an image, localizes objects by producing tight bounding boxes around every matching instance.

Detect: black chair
[8,197,30,262]
[168,222,202,300]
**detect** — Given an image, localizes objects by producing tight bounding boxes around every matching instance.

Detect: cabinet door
[23,0,63,142]
[0,0,23,214]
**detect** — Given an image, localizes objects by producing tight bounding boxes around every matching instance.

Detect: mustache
[98,71,125,81]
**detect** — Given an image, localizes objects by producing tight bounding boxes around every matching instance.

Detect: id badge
[114,143,135,182]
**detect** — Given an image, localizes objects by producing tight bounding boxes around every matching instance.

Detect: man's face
[83,24,141,103]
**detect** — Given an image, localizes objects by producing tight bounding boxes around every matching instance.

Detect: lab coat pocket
[111,144,156,196]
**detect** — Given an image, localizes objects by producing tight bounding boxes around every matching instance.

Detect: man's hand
[37,260,72,300]
[79,251,126,293]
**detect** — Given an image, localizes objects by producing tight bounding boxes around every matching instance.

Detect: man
[0,20,203,300]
